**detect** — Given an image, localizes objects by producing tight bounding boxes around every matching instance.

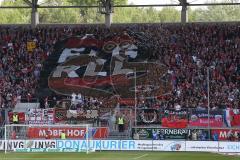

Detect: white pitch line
[1,158,132,160]
[133,154,148,160]
[4,157,122,160]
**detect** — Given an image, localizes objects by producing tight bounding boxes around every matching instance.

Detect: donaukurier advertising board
[0,140,239,153]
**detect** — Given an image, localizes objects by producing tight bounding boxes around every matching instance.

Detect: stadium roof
[0,0,240,8]
[0,0,239,26]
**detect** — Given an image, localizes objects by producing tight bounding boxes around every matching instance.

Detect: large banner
[189,109,223,127]
[27,108,54,124]
[39,33,172,109]
[27,127,109,139]
[161,109,188,128]
[134,128,191,140]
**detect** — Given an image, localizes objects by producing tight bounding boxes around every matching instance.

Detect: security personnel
[13,113,19,124]
[60,131,66,140]
[118,115,124,132]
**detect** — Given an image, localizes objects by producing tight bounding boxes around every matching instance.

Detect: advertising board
[185,141,220,152]
[27,127,109,139]
[134,128,190,139]
[0,140,239,153]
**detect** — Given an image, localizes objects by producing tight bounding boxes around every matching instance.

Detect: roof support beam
[179,0,189,23]
[1,3,240,9]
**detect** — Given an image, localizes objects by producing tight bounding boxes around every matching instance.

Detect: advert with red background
[27,127,109,139]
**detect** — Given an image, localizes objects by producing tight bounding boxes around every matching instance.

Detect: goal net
[4,124,95,153]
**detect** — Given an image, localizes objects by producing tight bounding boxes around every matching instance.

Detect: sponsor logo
[46,33,171,103]
[164,141,184,151]
[137,129,149,138]
[170,143,181,151]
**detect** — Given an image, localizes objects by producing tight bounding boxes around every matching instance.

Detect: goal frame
[4,124,91,154]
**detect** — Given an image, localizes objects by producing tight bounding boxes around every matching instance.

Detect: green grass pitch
[0,151,239,160]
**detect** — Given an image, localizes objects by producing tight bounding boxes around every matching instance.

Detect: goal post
[4,124,96,153]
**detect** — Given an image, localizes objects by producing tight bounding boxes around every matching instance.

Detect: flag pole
[207,67,210,140]
[134,68,137,127]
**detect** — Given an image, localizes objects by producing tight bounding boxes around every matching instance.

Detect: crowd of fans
[0,23,240,114]
[0,27,62,109]
[149,24,240,110]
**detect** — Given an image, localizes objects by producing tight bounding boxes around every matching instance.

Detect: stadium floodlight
[4,124,95,154]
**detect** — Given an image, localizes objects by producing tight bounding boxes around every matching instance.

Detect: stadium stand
[0,24,239,107]
[0,24,240,136]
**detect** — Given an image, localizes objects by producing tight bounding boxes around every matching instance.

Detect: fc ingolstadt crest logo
[47,31,172,102]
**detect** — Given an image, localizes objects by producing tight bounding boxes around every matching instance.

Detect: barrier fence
[136,108,240,128]
[1,126,239,141]
[0,127,4,139]
[6,107,240,127]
